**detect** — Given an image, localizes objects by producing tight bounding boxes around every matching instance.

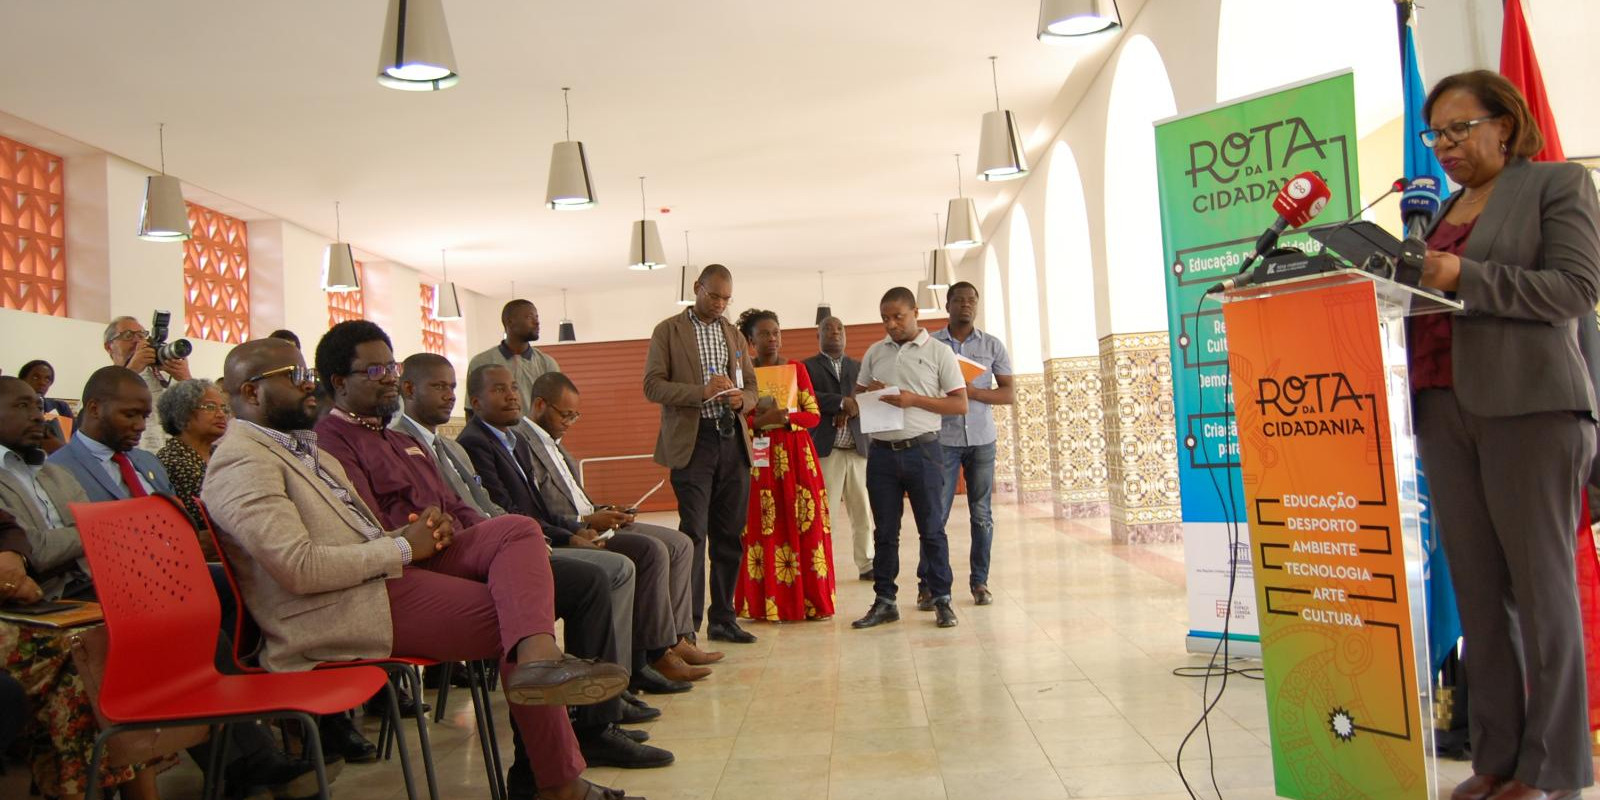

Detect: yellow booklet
[0,599,105,628]
[754,364,799,411]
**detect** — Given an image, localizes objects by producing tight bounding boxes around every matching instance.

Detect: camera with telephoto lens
[147,310,193,363]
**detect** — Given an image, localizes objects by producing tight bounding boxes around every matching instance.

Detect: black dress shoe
[630,663,692,695]
[707,621,757,643]
[617,690,663,723]
[224,745,344,800]
[579,725,676,769]
[858,570,874,582]
[618,727,650,743]
[364,689,430,719]
[318,714,378,764]
[972,584,993,606]
[852,600,900,629]
[934,600,959,628]
[915,588,934,612]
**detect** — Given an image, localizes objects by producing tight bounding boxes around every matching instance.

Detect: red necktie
[111,452,149,498]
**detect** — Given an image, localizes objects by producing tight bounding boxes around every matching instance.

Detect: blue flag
[1401,3,1460,675]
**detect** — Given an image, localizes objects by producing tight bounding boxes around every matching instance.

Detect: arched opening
[1007,207,1043,372]
[1103,35,1178,334]
[1042,141,1095,358]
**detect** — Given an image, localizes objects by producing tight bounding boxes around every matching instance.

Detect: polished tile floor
[136,499,1514,799]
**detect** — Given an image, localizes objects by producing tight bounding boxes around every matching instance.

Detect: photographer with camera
[103,313,192,451]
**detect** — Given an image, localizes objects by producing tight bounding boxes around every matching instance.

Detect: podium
[1219,269,1461,800]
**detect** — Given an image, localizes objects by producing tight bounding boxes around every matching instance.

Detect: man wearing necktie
[393,353,507,518]
[48,366,175,503]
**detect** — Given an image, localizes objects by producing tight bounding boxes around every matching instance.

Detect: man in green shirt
[468,299,561,416]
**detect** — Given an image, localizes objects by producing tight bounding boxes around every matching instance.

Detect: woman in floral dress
[734,309,837,621]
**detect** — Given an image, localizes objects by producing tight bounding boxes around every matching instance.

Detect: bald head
[0,377,44,452]
[0,376,31,403]
[224,338,300,397]
[818,315,845,357]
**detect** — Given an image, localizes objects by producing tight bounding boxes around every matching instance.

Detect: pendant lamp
[976,57,1029,182]
[377,0,459,91]
[558,289,577,341]
[628,176,667,270]
[138,123,191,242]
[322,202,360,292]
[928,214,953,289]
[676,231,696,306]
[944,153,982,250]
[1038,0,1122,40]
[432,249,463,320]
[917,279,940,313]
[546,88,597,210]
[815,271,832,325]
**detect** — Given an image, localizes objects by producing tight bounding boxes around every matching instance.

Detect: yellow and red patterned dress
[736,360,837,621]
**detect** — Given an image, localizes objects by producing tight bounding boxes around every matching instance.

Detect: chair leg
[470,660,507,800]
[291,712,332,800]
[204,723,235,800]
[404,665,441,800]
[381,674,421,800]
[432,662,452,723]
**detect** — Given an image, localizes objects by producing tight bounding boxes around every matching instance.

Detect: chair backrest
[71,495,222,719]
[194,500,265,670]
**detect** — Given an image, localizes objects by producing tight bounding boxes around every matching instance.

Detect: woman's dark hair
[1423,69,1544,159]
[736,308,780,342]
[16,360,51,381]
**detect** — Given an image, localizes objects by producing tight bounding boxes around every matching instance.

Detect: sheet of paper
[857,387,905,434]
[631,479,667,510]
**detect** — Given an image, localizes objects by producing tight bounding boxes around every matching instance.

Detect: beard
[264,400,318,432]
[375,394,402,420]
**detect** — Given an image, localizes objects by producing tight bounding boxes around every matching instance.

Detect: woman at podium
[1412,70,1600,800]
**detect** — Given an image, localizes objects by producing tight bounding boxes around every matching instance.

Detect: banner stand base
[1184,636,1261,660]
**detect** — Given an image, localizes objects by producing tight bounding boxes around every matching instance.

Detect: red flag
[1499,0,1565,161]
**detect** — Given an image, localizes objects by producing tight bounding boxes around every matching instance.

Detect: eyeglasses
[351,362,401,381]
[1419,116,1497,148]
[107,330,144,343]
[245,365,319,386]
[550,406,581,424]
[197,402,232,416]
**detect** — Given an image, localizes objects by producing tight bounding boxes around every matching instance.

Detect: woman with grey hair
[155,378,230,555]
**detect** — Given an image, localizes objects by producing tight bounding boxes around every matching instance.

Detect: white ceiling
[0,0,1109,295]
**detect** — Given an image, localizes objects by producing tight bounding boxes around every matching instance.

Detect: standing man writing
[469,299,561,416]
[803,317,874,582]
[930,281,1013,607]
[851,287,968,630]
[643,264,760,644]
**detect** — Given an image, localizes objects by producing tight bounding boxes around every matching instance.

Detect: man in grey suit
[803,317,874,582]
[48,366,174,503]
[0,377,91,600]
[393,353,506,518]
[516,372,720,674]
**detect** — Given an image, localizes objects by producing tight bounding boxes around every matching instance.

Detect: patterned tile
[1099,332,1181,544]
[1045,356,1108,519]
[1011,373,1052,502]
[993,403,1018,500]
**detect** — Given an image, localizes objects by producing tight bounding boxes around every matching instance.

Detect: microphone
[1400,177,1441,239]
[1207,172,1333,294]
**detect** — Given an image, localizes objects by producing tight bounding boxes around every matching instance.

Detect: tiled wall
[992,403,1017,499]
[1011,373,1053,505]
[1099,331,1182,543]
[1045,356,1108,518]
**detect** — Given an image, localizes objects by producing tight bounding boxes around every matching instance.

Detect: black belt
[873,432,938,451]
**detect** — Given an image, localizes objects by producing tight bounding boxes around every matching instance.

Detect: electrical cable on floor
[1172,290,1250,800]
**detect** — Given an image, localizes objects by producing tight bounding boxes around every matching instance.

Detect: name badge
[751,436,771,468]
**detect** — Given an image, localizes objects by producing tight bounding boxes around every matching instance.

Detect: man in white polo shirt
[850,286,968,630]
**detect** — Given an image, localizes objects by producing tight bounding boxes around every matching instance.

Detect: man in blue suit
[48,366,173,500]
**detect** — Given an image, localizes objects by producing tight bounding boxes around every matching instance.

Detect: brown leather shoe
[672,638,725,665]
[505,656,629,707]
[1454,775,1507,800]
[651,649,712,682]
[1486,779,1580,800]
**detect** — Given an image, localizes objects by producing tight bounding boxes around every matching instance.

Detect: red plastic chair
[72,496,393,800]
[198,501,506,800]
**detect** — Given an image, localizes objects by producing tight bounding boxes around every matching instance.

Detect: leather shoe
[852,599,900,629]
[858,570,874,581]
[1453,774,1508,800]
[505,655,629,707]
[617,690,662,724]
[579,724,675,769]
[226,745,344,799]
[672,638,724,665]
[630,663,692,695]
[319,714,377,764]
[934,600,959,628]
[915,588,933,612]
[364,688,429,719]
[707,621,757,643]
[1486,780,1581,800]
[652,650,712,682]
[972,584,993,606]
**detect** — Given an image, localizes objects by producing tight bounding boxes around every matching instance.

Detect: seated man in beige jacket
[201,338,637,800]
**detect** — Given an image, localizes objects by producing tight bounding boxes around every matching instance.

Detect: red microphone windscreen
[1271,172,1332,227]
